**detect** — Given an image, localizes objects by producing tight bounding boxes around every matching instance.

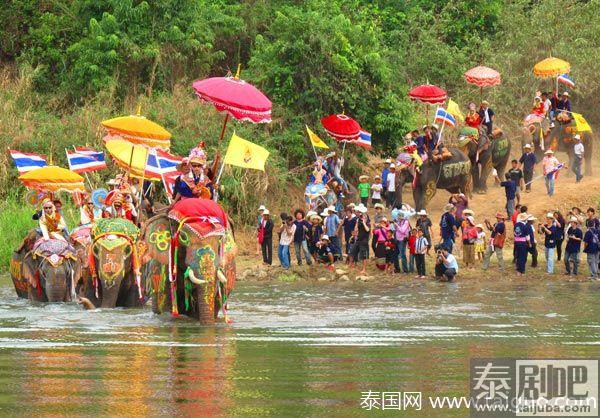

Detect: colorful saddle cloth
[32,239,77,265]
[91,218,140,250]
[168,198,228,239]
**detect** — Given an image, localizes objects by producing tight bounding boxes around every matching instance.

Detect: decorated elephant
[523,119,593,175]
[395,148,472,210]
[10,239,80,302]
[141,198,237,324]
[458,128,511,193]
[79,218,145,308]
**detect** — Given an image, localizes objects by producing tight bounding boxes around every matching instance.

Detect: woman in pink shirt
[542,149,561,196]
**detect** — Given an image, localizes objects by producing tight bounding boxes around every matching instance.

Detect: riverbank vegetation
[1,0,598,224]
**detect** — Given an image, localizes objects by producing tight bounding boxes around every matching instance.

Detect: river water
[0,278,597,416]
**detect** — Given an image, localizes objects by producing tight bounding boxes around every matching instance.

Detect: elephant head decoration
[80,218,145,308]
[12,239,80,302]
[141,198,237,323]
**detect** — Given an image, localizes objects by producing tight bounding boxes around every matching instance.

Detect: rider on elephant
[80,196,101,225]
[465,103,482,129]
[39,198,68,242]
[172,142,214,203]
[103,193,138,223]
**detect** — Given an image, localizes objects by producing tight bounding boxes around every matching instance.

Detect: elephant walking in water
[141,198,237,324]
[11,239,80,302]
[395,148,472,210]
[79,218,146,308]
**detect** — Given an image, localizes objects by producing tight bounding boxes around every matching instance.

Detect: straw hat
[258,205,266,212]
[416,209,427,216]
[374,175,381,180]
[306,210,316,218]
[321,234,330,241]
[570,216,579,223]
[374,203,384,210]
[262,209,270,216]
[320,210,329,217]
[544,149,554,154]
[546,212,555,219]
[574,134,581,140]
[517,213,530,222]
[444,203,455,212]
[327,205,337,213]
[475,223,484,229]
[389,163,396,169]
[495,211,506,219]
[462,209,475,216]
[527,215,538,222]
[359,175,369,181]
[356,204,368,213]
[466,216,475,225]
[347,203,356,209]
[310,214,322,222]
[385,158,392,164]
[562,92,569,96]
[524,143,532,149]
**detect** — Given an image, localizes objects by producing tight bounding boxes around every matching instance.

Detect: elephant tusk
[186,267,207,285]
[217,269,227,285]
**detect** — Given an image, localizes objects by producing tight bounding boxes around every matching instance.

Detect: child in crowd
[414,228,429,279]
[346,229,358,267]
[408,228,417,273]
[474,224,486,261]
[384,229,399,275]
[370,176,383,207]
[358,175,370,206]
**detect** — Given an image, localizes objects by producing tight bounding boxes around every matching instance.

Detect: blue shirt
[343,216,357,243]
[514,222,532,240]
[427,132,439,151]
[325,214,340,236]
[583,229,599,254]
[519,153,537,172]
[565,227,583,253]
[381,167,390,187]
[415,136,427,155]
[293,220,311,242]
[543,224,558,248]
[500,180,517,200]
[492,221,505,238]
[440,212,456,240]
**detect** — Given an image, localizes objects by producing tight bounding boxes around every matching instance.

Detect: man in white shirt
[435,245,459,281]
[386,164,396,208]
[572,135,584,182]
[278,216,296,269]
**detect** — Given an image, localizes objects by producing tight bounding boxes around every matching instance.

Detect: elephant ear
[21,253,39,289]
[142,214,172,266]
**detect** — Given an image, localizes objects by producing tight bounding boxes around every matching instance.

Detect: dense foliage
[1,0,598,218]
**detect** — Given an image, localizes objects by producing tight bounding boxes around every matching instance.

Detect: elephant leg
[471,163,481,192]
[479,159,493,193]
[195,285,216,324]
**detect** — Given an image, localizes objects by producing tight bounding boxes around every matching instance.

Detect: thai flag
[66,147,107,173]
[547,163,565,180]
[557,74,575,88]
[434,107,456,127]
[163,171,180,196]
[9,150,47,173]
[355,130,372,149]
[145,149,183,179]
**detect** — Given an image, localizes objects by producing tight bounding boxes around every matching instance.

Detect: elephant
[458,129,511,193]
[140,198,237,324]
[523,119,593,175]
[395,147,472,210]
[79,218,145,308]
[11,238,80,302]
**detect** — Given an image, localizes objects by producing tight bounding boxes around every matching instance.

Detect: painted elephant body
[523,120,593,175]
[11,238,79,302]
[396,148,471,210]
[141,199,237,323]
[80,218,144,308]
[461,131,511,193]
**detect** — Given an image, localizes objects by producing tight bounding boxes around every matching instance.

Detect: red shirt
[408,235,417,254]
[465,113,481,128]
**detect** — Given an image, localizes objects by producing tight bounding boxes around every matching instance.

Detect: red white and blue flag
[557,74,575,88]
[144,149,183,179]
[66,147,107,173]
[434,107,457,127]
[546,163,565,180]
[9,150,47,174]
[355,130,372,149]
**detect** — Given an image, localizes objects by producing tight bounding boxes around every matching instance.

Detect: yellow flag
[447,99,465,123]
[306,125,329,149]
[223,133,270,171]
[572,112,592,133]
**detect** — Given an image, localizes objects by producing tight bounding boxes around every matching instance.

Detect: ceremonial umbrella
[320,114,361,141]
[533,57,571,92]
[19,166,85,193]
[104,139,160,181]
[464,65,501,99]
[101,108,172,150]
[408,84,447,125]
[192,65,272,143]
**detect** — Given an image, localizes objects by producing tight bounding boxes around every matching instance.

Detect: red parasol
[320,114,361,141]
[408,84,447,105]
[192,66,272,144]
[408,84,447,125]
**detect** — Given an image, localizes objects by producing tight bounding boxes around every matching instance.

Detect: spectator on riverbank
[519,144,537,192]
[381,159,392,200]
[414,228,429,279]
[482,212,506,271]
[278,216,296,269]
[440,204,458,253]
[371,176,383,207]
[513,213,532,276]
[260,210,273,265]
[292,209,312,266]
[392,212,411,272]
[500,173,518,219]
[435,244,458,281]
[539,213,559,274]
[358,175,370,206]
[416,210,432,253]
[564,217,583,276]
[583,223,600,280]
[554,210,566,262]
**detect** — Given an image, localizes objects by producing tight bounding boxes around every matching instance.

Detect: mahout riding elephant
[458,128,511,193]
[523,118,593,175]
[395,148,472,210]
[10,238,80,302]
[79,218,145,308]
[140,198,237,324]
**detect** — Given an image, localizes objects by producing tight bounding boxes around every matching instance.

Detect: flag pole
[213,161,226,202]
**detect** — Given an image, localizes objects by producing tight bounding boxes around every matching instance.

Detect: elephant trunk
[44,270,69,302]
[98,276,122,308]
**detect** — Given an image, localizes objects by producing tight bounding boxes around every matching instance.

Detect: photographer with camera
[434,244,459,282]
[349,205,371,274]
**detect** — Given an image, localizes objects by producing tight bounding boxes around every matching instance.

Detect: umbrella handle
[218,114,230,142]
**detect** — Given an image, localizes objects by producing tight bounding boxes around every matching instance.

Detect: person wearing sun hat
[582,216,600,280]
[519,143,537,192]
[539,212,559,274]
[482,211,507,270]
[385,163,397,208]
[370,175,383,207]
[416,209,432,252]
[513,212,533,276]
[542,149,561,196]
[358,174,371,206]
[557,91,571,113]
[572,134,584,182]
[324,205,342,259]
[564,216,583,275]
[171,142,213,203]
[440,203,458,253]
[259,209,274,265]
[381,159,392,200]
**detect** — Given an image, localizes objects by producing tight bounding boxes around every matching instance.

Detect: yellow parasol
[101,108,172,150]
[104,139,160,181]
[19,166,85,192]
[533,57,570,78]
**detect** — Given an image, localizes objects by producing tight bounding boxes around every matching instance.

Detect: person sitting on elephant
[478,101,495,136]
[173,143,213,202]
[465,103,482,129]
[80,196,101,225]
[311,159,329,185]
[403,143,423,172]
[427,125,439,151]
[556,91,571,113]
[39,198,68,241]
[531,96,545,116]
[104,195,138,223]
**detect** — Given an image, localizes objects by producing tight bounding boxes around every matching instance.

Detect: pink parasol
[408,84,447,125]
[320,114,361,141]
[464,66,501,87]
[524,113,545,126]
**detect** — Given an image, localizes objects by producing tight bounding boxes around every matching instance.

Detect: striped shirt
[415,236,429,254]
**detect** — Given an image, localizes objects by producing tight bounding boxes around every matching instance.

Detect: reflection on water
[0,278,597,416]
